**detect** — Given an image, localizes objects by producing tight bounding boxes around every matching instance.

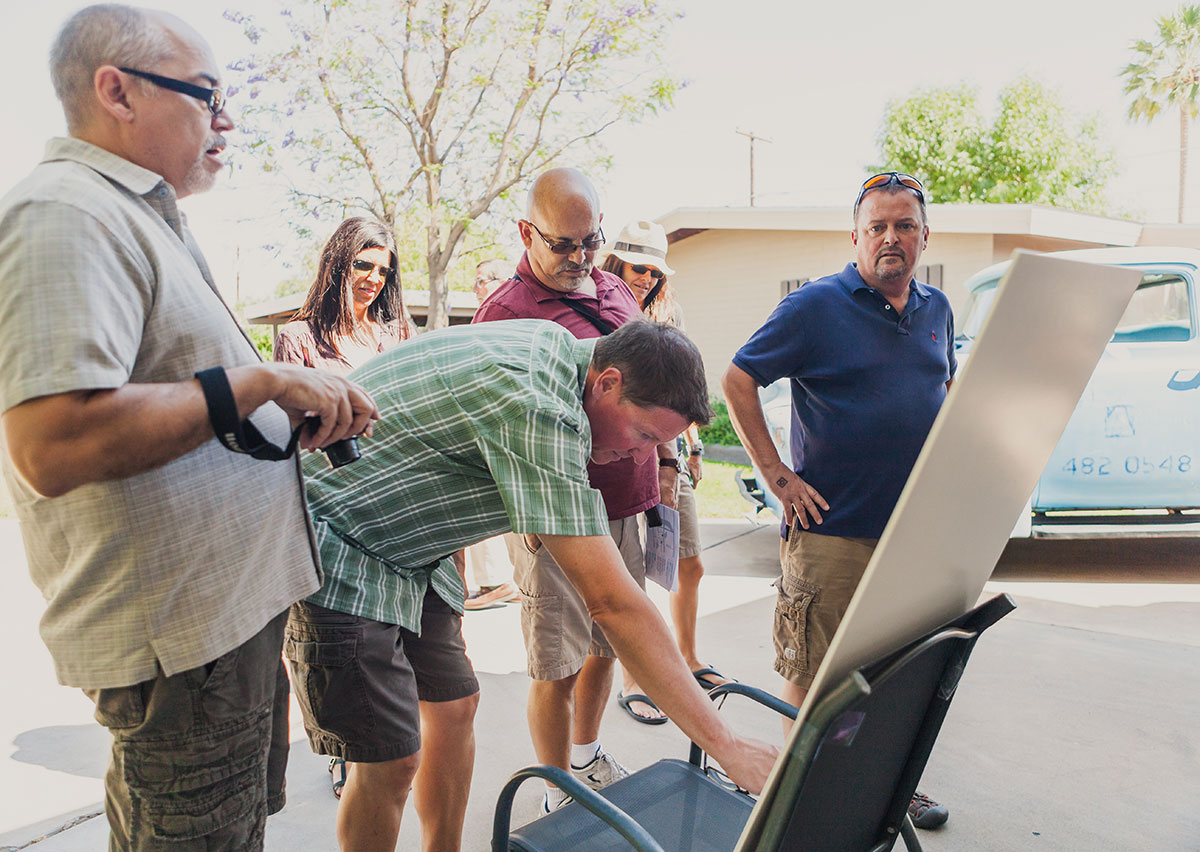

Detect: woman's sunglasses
[352,259,394,279]
[630,264,664,280]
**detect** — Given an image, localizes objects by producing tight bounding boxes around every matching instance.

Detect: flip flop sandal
[692,666,736,691]
[616,691,668,725]
[329,757,348,799]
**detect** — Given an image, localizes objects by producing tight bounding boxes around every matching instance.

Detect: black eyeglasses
[630,264,664,280]
[855,172,925,209]
[526,221,605,255]
[352,259,393,279]
[119,67,226,115]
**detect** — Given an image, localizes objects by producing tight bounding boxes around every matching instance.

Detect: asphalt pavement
[2,518,1197,851]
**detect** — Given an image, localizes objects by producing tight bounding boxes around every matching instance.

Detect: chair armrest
[688,683,799,769]
[490,765,667,852]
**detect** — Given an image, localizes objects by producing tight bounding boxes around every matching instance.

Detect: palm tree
[1122,5,1200,223]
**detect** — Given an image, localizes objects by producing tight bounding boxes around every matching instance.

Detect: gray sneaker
[570,747,630,790]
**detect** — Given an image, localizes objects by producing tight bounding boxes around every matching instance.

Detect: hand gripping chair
[492,593,1015,852]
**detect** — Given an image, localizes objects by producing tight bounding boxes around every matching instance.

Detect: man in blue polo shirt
[722,172,955,830]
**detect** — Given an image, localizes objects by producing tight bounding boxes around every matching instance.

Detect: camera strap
[194,367,304,461]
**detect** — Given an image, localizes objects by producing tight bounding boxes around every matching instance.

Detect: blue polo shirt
[732,263,956,539]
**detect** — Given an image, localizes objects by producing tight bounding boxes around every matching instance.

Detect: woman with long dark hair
[275,217,413,375]
[274,217,412,800]
[600,219,732,726]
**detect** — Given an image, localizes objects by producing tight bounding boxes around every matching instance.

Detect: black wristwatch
[689,442,704,457]
[659,457,682,472]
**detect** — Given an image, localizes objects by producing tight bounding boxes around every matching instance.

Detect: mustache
[206,136,227,151]
[875,248,906,262]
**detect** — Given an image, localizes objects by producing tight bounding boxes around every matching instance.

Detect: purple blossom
[281,130,296,148]
[588,32,614,55]
[247,73,267,84]
[222,10,245,24]
[227,59,247,71]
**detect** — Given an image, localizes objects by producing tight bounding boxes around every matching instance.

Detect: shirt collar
[839,262,931,300]
[515,251,620,303]
[42,137,172,200]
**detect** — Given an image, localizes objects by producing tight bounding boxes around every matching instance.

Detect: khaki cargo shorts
[510,515,645,681]
[676,475,702,560]
[774,529,877,687]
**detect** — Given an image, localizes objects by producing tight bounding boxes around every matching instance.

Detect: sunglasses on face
[630,264,664,279]
[527,221,605,255]
[352,259,393,279]
[855,172,925,208]
[119,67,226,115]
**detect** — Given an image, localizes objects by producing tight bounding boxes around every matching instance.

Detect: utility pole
[735,129,772,206]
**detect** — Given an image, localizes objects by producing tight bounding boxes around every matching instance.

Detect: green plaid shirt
[303,320,610,631]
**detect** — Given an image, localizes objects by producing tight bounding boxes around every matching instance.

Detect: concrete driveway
[2,519,1197,851]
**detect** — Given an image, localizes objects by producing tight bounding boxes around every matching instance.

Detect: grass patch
[692,460,762,519]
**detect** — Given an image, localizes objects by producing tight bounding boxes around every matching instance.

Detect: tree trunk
[426,251,450,330]
[1179,107,1190,224]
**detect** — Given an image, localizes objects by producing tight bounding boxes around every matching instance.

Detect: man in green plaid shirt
[287,318,777,850]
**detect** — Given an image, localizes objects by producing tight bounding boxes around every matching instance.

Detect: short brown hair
[592,320,713,426]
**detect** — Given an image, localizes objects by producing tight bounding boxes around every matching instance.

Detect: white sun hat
[607,219,675,276]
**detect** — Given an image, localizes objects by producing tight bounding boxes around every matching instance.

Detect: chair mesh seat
[508,759,754,852]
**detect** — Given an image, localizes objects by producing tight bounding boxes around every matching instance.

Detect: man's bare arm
[541,532,779,793]
[721,363,829,529]
[3,362,379,498]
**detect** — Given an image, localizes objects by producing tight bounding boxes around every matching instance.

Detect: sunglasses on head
[527,221,605,255]
[352,259,393,279]
[855,172,925,208]
[630,264,664,279]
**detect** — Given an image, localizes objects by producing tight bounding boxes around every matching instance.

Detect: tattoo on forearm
[776,476,788,488]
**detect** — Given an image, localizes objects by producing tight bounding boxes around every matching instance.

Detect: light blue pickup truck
[737,248,1200,535]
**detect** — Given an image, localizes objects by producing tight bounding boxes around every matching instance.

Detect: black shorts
[285,588,479,763]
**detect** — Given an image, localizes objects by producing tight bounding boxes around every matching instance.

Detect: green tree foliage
[1122,4,1200,223]
[876,76,1115,213]
[225,0,682,328]
[698,399,740,447]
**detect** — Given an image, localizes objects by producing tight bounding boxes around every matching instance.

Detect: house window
[781,278,808,298]
[917,263,943,290]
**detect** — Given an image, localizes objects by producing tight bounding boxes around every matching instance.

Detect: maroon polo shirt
[472,252,659,520]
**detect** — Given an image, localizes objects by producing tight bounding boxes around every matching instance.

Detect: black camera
[307,417,362,468]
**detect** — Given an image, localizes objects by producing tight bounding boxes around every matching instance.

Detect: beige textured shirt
[0,138,321,689]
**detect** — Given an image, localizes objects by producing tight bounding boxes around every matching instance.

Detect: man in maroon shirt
[473,168,680,813]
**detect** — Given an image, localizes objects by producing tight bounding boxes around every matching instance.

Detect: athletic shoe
[541,789,571,814]
[571,747,630,790]
[908,791,949,829]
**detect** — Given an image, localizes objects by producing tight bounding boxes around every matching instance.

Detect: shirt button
[885,305,892,310]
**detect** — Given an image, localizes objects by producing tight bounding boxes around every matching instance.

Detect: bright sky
[3,0,1196,307]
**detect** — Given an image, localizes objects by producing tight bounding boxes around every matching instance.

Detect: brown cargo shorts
[774,529,878,687]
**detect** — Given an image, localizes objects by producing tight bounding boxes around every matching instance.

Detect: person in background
[274,216,413,375]
[472,169,679,813]
[463,258,522,611]
[600,220,730,726]
[274,216,412,799]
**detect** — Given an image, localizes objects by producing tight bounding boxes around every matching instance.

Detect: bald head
[527,167,601,223]
[520,168,605,292]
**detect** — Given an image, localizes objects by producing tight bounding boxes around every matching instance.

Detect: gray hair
[50,4,174,132]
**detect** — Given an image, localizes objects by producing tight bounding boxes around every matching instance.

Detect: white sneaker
[541,789,572,814]
[570,747,630,790]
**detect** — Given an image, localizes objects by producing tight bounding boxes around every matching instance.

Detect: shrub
[699,398,741,447]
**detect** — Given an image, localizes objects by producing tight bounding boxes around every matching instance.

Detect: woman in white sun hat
[600,220,733,726]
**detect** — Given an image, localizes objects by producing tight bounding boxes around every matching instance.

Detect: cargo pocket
[283,630,372,742]
[773,575,820,676]
[123,703,270,848]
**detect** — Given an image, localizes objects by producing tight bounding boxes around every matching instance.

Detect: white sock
[544,785,570,808]
[571,740,601,769]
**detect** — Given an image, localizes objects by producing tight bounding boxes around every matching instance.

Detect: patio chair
[491,592,1016,852]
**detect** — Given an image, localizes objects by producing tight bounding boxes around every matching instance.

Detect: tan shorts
[510,515,645,681]
[774,530,877,687]
[677,475,702,560]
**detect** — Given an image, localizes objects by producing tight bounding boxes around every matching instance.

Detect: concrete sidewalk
[2,517,1198,850]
